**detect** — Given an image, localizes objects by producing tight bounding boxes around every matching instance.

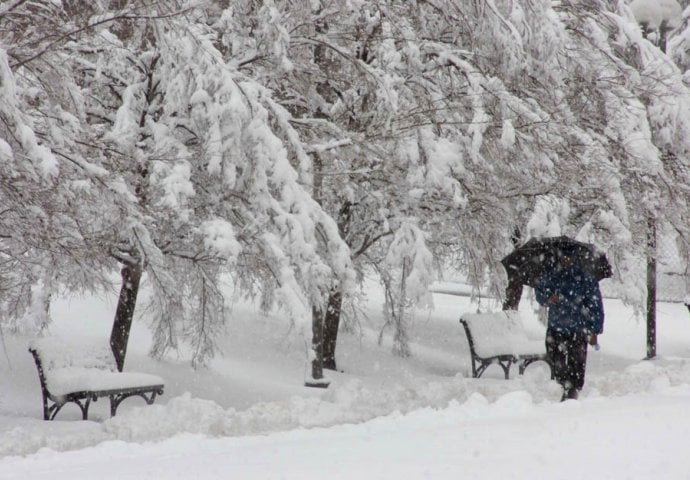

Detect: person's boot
[560,388,579,401]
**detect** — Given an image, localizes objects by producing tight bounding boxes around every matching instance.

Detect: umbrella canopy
[501,236,612,288]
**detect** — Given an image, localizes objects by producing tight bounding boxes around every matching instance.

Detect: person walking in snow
[535,252,604,401]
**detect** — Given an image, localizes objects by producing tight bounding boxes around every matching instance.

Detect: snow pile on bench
[460,311,545,358]
[29,337,164,397]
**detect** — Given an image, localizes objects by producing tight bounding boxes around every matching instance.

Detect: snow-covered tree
[207,0,690,364]
[4,0,690,371]
[1,1,355,371]
[0,1,122,333]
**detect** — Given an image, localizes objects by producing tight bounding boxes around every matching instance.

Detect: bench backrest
[460,310,537,358]
[29,337,117,373]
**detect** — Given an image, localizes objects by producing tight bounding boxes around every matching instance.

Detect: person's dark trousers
[545,328,588,400]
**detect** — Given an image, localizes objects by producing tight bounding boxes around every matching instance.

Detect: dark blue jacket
[535,264,604,334]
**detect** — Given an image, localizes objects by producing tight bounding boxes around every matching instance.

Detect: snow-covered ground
[1,278,690,479]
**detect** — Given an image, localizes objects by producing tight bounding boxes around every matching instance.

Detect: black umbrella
[501,236,612,288]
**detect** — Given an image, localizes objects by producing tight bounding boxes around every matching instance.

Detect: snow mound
[105,376,471,442]
[4,355,690,458]
[588,358,690,397]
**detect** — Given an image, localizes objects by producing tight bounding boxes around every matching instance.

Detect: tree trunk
[646,219,657,360]
[306,306,329,388]
[392,257,412,357]
[502,279,523,311]
[638,8,665,361]
[323,290,343,370]
[110,262,142,372]
[503,227,523,310]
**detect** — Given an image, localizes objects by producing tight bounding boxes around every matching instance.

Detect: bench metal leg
[519,361,528,375]
[47,402,62,420]
[109,389,161,417]
[497,359,512,379]
[82,398,92,420]
[41,393,50,421]
[519,356,551,376]
[475,359,513,379]
[470,358,479,378]
[46,398,90,421]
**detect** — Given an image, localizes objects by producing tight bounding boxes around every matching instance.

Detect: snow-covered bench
[29,337,164,421]
[459,311,548,379]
